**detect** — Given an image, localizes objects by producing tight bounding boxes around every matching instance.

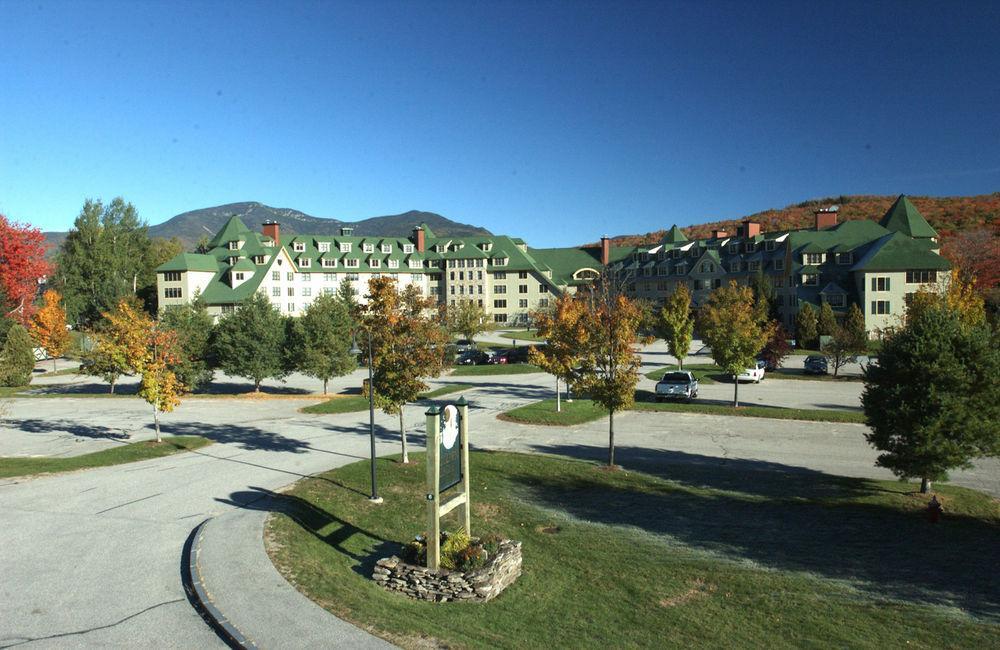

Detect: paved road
[3,365,996,648]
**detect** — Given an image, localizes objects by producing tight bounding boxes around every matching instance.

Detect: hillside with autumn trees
[600,193,1000,295]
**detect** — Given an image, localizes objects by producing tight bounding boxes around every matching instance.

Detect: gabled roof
[157,253,220,273]
[230,258,257,272]
[878,195,938,238]
[819,281,848,295]
[208,216,253,248]
[851,232,951,272]
[661,225,688,244]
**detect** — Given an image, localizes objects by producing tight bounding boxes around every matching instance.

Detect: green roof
[878,195,938,239]
[231,258,257,272]
[851,232,951,272]
[208,216,254,248]
[661,225,688,244]
[157,253,220,273]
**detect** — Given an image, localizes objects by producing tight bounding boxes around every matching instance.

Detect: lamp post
[351,330,382,504]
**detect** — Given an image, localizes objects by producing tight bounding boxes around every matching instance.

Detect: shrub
[0,324,35,387]
[440,529,472,569]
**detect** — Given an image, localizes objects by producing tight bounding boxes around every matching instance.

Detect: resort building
[157,195,949,336]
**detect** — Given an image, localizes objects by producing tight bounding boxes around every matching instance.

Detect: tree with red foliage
[0,215,50,325]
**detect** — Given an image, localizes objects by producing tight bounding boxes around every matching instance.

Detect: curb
[181,518,259,650]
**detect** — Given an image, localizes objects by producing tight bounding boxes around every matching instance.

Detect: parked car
[454,339,477,353]
[456,350,492,366]
[736,360,766,383]
[803,355,829,375]
[490,350,509,364]
[654,371,699,402]
[505,347,531,364]
[757,356,778,372]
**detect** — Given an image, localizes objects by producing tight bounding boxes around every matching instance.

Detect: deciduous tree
[159,298,215,391]
[698,281,769,407]
[444,299,491,343]
[0,324,36,387]
[657,284,694,369]
[0,214,50,326]
[530,294,588,411]
[288,293,355,394]
[794,303,818,350]
[361,277,449,463]
[862,304,999,493]
[139,327,184,443]
[211,292,287,391]
[30,290,71,371]
[824,303,868,377]
[759,322,792,371]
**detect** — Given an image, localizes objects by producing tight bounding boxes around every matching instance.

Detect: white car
[736,360,766,383]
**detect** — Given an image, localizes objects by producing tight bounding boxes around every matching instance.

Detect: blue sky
[2,0,998,246]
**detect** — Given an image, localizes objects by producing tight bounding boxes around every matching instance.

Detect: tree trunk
[255,379,261,393]
[323,378,328,395]
[556,377,561,412]
[399,409,409,464]
[153,406,161,443]
[110,379,116,395]
[53,357,57,372]
[920,478,931,493]
[607,410,615,468]
[733,375,739,408]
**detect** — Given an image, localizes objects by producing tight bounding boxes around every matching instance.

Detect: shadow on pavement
[3,418,130,440]
[518,443,1000,621]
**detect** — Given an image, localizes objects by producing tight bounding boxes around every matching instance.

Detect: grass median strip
[266,450,1000,649]
[451,363,542,376]
[498,399,606,426]
[0,436,212,479]
[301,383,475,415]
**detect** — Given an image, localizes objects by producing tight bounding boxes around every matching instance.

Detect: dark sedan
[803,355,829,374]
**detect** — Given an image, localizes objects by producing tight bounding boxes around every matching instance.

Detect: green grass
[302,384,475,415]
[265,451,1000,649]
[644,363,723,384]
[35,367,82,378]
[498,329,544,342]
[769,368,863,382]
[0,436,212,479]
[450,363,542,376]
[499,396,865,425]
[498,399,607,426]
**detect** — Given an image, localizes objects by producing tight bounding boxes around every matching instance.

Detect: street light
[350,330,383,504]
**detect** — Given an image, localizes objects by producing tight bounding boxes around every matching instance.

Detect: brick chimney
[814,207,838,230]
[601,236,610,265]
[712,229,728,239]
[413,226,425,253]
[740,220,761,238]
[262,220,280,244]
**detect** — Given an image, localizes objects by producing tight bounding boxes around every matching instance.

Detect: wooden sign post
[424,396,472,570]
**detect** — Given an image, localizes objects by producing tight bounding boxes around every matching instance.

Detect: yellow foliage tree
[30,289,71,371]
[906,269,986,332]
[529,294,589,412]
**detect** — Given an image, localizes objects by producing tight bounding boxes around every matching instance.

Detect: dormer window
[388,259,399,269]
[322,258,337,268]
[253,255,265,264]
[743,242,755,253]
[480,242,493,252]
[765,240,776,252]
[234,272,245,281]
[318,242,331,253]
[292,242,305,252]
[345,258,359,268]
[803,253,825,265]
[672,249,681,259]
[492,257,509,267]
[299,258,311,268]
[802,274,819,286]
[408,259,422,269]
[363,243,375,253]
[229,241,240,250]
[228,257,238,266]
[403,244,414,254]
[729,261,741,273]
[340,243,351,253]
[835,252,853,265]
[381,244,392,254]
[370,258,381,268]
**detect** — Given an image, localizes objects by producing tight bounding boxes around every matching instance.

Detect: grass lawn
[451,363,542,377]
[769,368,863,382]
[644,363,723,385]
[301,384,475,415]
[34,367,82,378]
[498,330,544,342]
[265,451,1000,649]
[0,436,212,479]
[500,397,865,425]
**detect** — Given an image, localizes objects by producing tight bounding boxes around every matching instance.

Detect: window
[403,244,414,254]
[803,253,824,265]
[494,313,507,323]
[302,287,312,297]
[253,255,265,264]
[287,272,294,281]
[229,241,239,250]
[272,287,280,296]
[323,287,335,295]
[363,243,374,253]
[495,285,507,294]
[870,277,891,292]
[381,244,392,254]
[370,258,381,268]
[765,240,776,252]
[272,271,280,281]
[299,258,311,268]
[675,265,687,276]
[288,303,295,313]
[459,271,464,280]
[519,299,528,308]
[494,272,507,280]
[700,262,714,273]
[322,258,337,268]
[429,286,439,295]
[345,258,359,268]
[539,299,549,308]
[408,259,422,269]
[293,242,305,252]
[494,299,507,309]
[164,271,181,282]
[411,274,421,282]
[318,242,330,253]
[518,284,528,294]
[773,276,785,288]
[518,271,528,279]
[234,272,245,281]
[480,242,492,252]
[802,274,819,286]
[339,242,351,253]
[324,273,336,281]
[729,261,740,273]
[748,261,760,272]
[825,294,845,307]
[301,273,310,281]
[287,287,295,296]
[539,284,548,293]
[672,249,681,259]
[221,305,235,315]
[492,257,508,266]
[743,242,755,253]
[906,270,937,283]
[164,287,182,298]
[346,273,359,281]
[774,259,784,271]
[835,252,853,265]
[388,259,399,269]
[871,300,891,315]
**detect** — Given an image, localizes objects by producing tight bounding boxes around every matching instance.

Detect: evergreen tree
[794,303,819,349]
[211,292,287,391]
[288,293,355,394]
[657,284,694,369]
[159,298,215,391]
[862,304,1000,493]
[336,280,360,327]
[750,272,780,323]
[0,324,35,387]
[817,302,838,337]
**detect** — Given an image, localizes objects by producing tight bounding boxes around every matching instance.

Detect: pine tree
[795,303,819,349]
[817,302,837,338]
[211,292,287,391]
[0,324,36,387]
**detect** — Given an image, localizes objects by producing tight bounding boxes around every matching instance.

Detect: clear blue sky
[2,0,998,246]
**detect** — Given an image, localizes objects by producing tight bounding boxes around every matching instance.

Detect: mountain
[43,202,492,253]
[597,193,1000,247]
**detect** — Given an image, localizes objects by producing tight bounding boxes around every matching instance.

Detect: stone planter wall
[372,540,522,602]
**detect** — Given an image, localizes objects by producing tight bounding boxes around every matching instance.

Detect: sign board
[439,405,462,492]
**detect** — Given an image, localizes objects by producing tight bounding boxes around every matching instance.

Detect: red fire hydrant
[927,495,943,524]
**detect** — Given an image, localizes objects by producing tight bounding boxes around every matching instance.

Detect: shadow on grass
[22,380,311,397]
[518,443,1000,620]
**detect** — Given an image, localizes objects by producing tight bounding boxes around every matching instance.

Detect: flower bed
[372,539,522,602]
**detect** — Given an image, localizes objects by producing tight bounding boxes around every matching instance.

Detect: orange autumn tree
[30,290,71,371]
[361,277,449,463]
[529,293,589,412]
